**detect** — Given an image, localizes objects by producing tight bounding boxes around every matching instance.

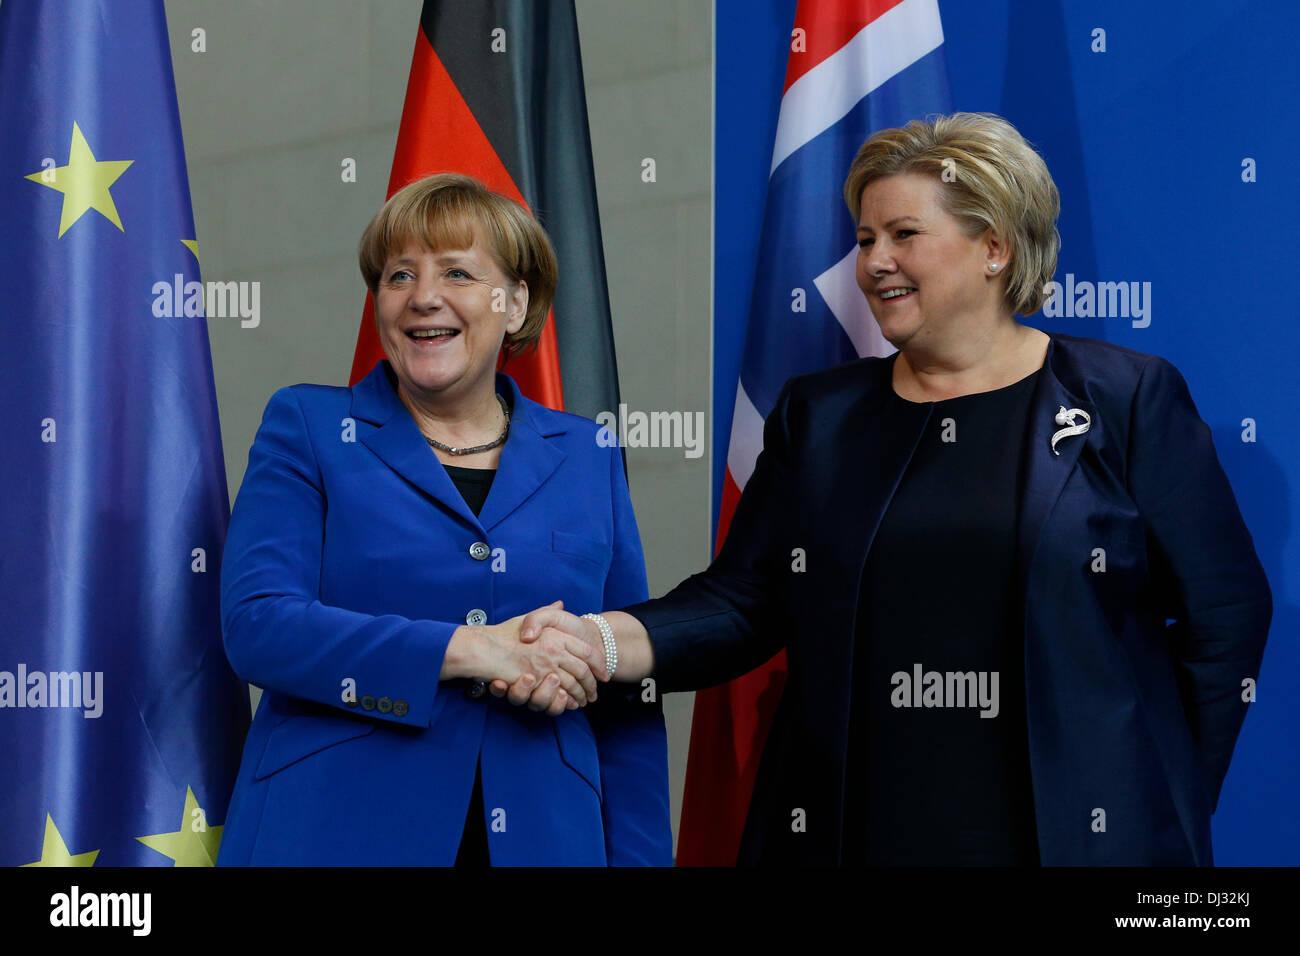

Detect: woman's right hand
[441,602,601,716]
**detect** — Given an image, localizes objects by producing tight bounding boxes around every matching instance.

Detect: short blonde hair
[358,173,557,358]
[843,112,1060,316]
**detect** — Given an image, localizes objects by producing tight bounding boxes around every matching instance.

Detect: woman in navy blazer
[216,174,672,866]
[510,114,1272,865]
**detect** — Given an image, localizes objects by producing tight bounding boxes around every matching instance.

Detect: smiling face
[855,172,1007,350]
[374,237,527,407]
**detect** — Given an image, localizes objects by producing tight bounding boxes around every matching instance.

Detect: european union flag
[0,1,248,865]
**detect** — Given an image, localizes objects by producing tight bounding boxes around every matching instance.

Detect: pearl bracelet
[581,612,617,680]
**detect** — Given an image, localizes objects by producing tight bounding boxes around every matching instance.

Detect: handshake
[442,601,649,717]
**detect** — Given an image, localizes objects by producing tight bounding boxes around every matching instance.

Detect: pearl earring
[989,263,1000,272]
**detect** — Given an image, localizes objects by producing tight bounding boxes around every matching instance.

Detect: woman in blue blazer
[216,174,672,866]
[509,114,1272,866]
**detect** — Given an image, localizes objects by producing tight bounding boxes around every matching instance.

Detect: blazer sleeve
[220,387,459,728]
[617,381,797,692]
[1126,356,1272,811]
[583,443,673,866]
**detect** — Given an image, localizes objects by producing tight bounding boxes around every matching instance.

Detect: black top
[444,462,496,867]
[444,464,496,516]
[843,368,1042,866]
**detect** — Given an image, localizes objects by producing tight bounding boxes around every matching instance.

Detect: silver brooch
[1050,405,1091,456]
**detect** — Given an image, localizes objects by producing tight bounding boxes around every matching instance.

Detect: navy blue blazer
[626,332,1271,866]
[217,361,672,866]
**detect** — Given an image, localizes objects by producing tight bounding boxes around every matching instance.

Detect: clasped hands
[449,601,607,717]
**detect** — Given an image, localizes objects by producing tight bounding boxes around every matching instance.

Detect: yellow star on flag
[135,786,223,866]
[24,121,133,238]
[181,238,199,261]
[21,814,99,867]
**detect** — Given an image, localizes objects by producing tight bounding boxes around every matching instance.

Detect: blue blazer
[216,361,672,866]
[627,332,1271,866]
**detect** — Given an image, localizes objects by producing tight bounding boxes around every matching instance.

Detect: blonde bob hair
[358,173,558,358]
[843,112,1060,316]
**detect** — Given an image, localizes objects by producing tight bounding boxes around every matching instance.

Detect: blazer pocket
[551,530,612,570]
[254,712,378,780]
[552,712,602,803]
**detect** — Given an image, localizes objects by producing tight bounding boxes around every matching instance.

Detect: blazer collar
[350,361,568,532]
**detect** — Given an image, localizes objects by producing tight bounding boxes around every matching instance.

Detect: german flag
[349,0,620,420]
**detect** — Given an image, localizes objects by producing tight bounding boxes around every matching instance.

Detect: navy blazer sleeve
[1126,356,1272,810]
[584,444,672,866]
[221,387,458,728]
[618,383,798,692]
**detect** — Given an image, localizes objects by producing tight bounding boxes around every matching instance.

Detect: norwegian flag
[679,0,953,866]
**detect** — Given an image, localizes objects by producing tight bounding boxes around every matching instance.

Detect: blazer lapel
[475,374,566,533]
[350,361,482,530]
[816,357,933,732]
[821,362,934,583]
[1016,336,1094,599]
[350,362,567,534]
